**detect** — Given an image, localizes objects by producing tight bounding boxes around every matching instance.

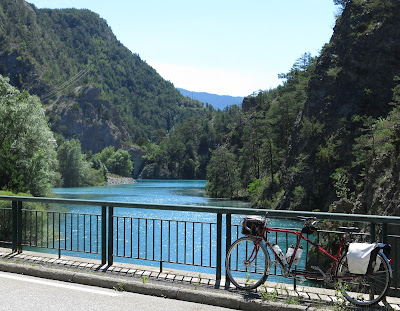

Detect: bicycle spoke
[335,252,390,306]
[226,236,269,290]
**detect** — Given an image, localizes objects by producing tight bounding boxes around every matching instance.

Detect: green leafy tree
[330,168,350,199]
[290,186,306,209]
[205,147,240,198]
[94,146,115,165]
[300,116,325,139]
[142,115,216,179]
[106,149,133,177]
[91,146,133,177]
[316,135,342,165]
[57,139,91,187]
[0,75,57,196]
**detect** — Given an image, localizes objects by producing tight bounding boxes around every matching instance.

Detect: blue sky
[28,0,338,96]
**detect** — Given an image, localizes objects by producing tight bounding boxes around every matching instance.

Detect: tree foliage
[200,54,316,202]
[57,139,91,188]
[0,75,57,196]
[143,108,216,179]
[92,146,133,177]
[205,147,240,198]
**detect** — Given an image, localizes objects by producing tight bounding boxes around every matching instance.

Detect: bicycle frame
[257,225,346,281]
[227,218,393,306]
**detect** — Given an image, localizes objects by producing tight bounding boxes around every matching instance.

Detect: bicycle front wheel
[335,251,391,306]
[226,236,270,290]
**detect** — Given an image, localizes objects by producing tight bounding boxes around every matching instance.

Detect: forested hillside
[203,0,400,216]
[281,0,400,214]
[0,0,204,152]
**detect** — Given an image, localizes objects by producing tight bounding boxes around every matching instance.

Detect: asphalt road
[0,271,233,311]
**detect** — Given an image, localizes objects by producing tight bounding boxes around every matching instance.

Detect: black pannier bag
[366,243,391,274]
[241,216,265,236]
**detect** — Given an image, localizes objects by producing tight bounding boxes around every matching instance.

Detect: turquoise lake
[53,179,253,223]
[50,179,304,281]
[53,179,251,208]
[52,179,299,230]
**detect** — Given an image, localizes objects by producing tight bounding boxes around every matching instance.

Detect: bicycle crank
[311,266,333,284]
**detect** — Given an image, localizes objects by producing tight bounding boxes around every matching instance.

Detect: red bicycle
[225,216,393,306]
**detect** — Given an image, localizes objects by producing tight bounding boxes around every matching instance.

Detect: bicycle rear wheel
[335,251,390,306]
[225,236,270,290]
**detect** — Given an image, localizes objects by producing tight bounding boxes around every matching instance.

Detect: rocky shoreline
[107,176,136,185]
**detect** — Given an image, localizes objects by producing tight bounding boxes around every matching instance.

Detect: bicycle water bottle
[293,245,303,266]
[272,244,284,261]
[285,244,295,264]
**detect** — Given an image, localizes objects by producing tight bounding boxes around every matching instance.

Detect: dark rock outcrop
[47,85,129,153]
[280,1,400,211]
[138,163,175,179]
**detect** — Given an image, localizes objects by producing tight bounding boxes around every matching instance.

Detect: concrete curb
[0,260,325,311]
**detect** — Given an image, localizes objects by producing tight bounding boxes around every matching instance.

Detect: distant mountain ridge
[177,88,244,110]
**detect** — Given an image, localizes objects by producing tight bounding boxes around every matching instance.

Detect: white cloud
[149,62,281,97]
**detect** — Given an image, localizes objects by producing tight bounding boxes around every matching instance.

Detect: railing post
[382,223,388,244]
[225,213,231,289]
[11,200,22,253]
[101,206,107,265]
[370,223,376,243]
[12,201,17,252]
[17,201,22,253]
[108,206,114,266]
[215,213,222,287]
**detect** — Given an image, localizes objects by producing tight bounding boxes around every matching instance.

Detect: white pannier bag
[346,243,376,275]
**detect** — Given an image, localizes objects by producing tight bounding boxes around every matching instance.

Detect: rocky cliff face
[280,0,400,211]
[47,85,129,153]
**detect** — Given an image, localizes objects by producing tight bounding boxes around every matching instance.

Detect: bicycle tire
[335,251,390,306]
[225,236,270,290]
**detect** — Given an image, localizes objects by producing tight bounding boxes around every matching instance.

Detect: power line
[40,68,90,101]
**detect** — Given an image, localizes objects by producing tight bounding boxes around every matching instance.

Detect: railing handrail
[1,194,399,290]
[1,195,400,225]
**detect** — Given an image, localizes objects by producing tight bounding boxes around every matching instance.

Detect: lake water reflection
[51,180,303,282]
[54,179,251,208]
[53,179,252,223]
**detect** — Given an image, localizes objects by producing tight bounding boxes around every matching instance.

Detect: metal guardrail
[0,195,399,290]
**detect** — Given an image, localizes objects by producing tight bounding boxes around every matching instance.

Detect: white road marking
[0,272,122,297]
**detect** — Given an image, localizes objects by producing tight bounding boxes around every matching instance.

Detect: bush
[91,146,133,178]
[0,190,47,242]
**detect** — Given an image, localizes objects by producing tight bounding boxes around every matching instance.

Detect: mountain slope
[201,0,400,216]
[177,88,244,110]
[0,0,204,152]
[280,0,400,211]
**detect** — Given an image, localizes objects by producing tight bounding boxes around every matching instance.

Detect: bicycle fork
[244,240,262,267]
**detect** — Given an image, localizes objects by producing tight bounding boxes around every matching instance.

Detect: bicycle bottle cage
[242,216,265,236]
